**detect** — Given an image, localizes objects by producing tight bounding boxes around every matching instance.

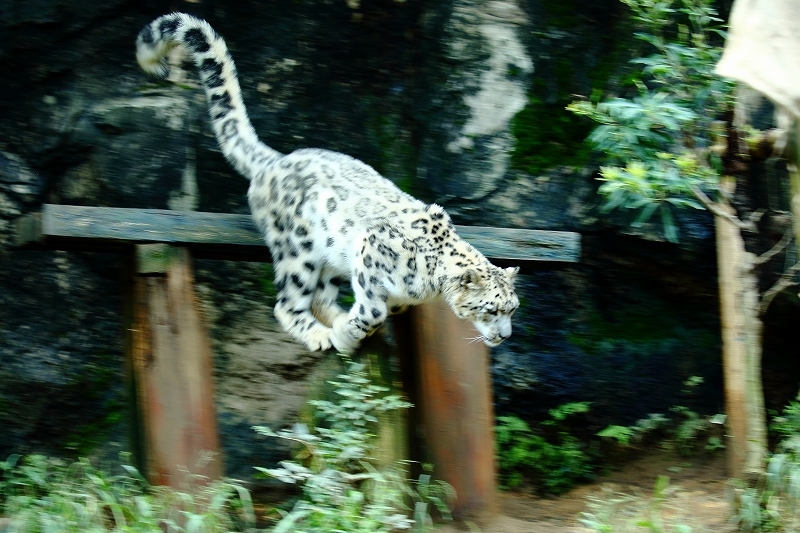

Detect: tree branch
[754,225,794,266]
[759,262,800,315]
[689,186,756,231]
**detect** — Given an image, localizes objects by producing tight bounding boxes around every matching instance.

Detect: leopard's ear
[505,266,520,281]
[460,268,483,290]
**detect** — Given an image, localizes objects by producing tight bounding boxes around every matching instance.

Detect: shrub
[580,475,699,533]
[597,377,726,456]
[735,392,800,532]
[254,356,453,532]
[496,403,594,494]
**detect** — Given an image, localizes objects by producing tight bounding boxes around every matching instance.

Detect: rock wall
[0,0,778,481]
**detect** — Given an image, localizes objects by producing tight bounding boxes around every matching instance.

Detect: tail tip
[135,14,187,79]
[136,45,170,78]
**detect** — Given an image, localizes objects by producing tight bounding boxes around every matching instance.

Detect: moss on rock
[510,0,637,175]
[511,93,594,174]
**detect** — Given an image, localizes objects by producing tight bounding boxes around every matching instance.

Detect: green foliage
[511,0,636,175]
[0,453,255,532]
[254,356,453,532]
[495,403,594,495]
[735,391,800,532]
[339,292,356,307]
[580,475,696,533]
[669,376,726,455]
[596,377,725,455]
[597,425,638,447]
[548,401,592,422]
[568,0,734,241]
[261,263,278,303]
[669,406,711,455]
[597,414,670,448]
[364,109,416,195]
[0,358,450,533]
[511,95,594,174]
[771,398,800,443]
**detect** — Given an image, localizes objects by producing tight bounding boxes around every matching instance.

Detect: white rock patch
[446,0,533,197]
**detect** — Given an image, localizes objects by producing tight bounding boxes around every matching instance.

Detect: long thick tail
[136,13,281,179]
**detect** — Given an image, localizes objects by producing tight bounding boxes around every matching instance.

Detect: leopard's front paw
[330,316,361,354]
[303,327,333,352]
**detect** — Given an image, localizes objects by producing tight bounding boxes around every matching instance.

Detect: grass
[0,453,255,532]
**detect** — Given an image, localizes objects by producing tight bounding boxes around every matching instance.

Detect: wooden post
[351,336,410,471]
[404,300,498,522]
[126,243,222,486]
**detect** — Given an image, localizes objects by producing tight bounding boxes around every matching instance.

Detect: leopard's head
[447,264,520,347]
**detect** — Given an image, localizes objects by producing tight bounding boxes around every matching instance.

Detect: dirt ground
[438,449,735,533]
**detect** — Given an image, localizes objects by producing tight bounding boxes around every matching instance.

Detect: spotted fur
[136,13,520,353]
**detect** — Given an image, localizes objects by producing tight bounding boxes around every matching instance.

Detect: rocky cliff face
[0,0,754,479]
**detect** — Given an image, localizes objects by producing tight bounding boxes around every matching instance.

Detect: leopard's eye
[484,304,497,315]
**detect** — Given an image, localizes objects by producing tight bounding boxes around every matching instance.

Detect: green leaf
[597,425,634,445]
[664,197,703,209]
[602,189,628,213]
[632,201,659,227]
[660,204,678,242]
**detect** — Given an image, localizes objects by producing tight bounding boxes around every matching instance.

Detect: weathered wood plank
[458,225,580,263]
[15,204,581,263]
[15,204,270,261]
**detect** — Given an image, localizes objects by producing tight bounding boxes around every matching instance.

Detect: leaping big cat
[135,13,519,354]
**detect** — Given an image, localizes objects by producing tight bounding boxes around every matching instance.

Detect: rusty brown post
[404,300,498,521]
[125,243,222,486]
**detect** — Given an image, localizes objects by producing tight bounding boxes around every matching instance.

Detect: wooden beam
[15,205,269,261]
[15,204,581,264]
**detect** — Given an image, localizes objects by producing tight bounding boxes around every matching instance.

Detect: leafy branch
[568,0,734,241]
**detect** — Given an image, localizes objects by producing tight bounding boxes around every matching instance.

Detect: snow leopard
[135,13,519,353]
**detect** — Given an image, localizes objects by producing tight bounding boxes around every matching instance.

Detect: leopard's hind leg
[273,258,333,352]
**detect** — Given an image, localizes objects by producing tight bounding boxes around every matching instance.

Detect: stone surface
[442,0,533,198]
[0,250,125,459]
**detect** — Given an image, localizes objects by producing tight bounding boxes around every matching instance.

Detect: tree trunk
[715,197,767,479]
[788,121,800,260]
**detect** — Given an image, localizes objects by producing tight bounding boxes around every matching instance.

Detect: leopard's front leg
[310,266,347,327]
[330,235,389,353]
